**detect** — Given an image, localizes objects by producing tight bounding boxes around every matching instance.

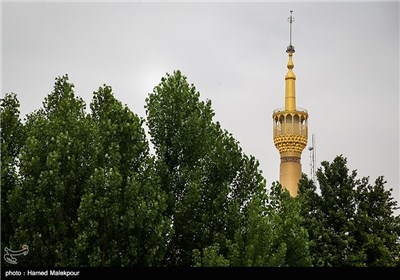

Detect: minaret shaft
[280,159,302,197]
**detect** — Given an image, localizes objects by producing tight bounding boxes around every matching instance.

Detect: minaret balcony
[272,107,308,138]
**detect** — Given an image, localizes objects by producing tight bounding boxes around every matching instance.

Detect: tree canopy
[1,93,25,258]
[1,72,399,267]
[145,70,310,266]
[299,155,400,267]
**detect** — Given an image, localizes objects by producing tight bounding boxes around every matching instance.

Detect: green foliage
[223,183,311,267]
[1,93,26,264]
[355,176,400,266]
[0,93,25,159]
[269,183,311,267]
[145,70,310,267]
[193,244,230,267]
[299,155,400,267]
[8,75,96,266]
[74,85,170,266]
[146,71,267,265]
[227,186,287,267]
[3,72,398,267]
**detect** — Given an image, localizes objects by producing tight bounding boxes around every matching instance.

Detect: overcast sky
[2,1,399,204]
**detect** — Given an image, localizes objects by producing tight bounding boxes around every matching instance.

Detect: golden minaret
[273,11,308,197]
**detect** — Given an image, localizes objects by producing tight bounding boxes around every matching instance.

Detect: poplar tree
[1,93,25,264]
[146,71,311,266]
[74,85,170,266]
[8,75,96,265]
[299,155,400,266]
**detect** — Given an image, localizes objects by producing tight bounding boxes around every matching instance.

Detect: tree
[8,75,96,266]
[74,85,170,266]
[355,176,400,266]
[145,70,267,265]
[196,183,311,267]
[268,183,311,267]
[299,155,400,267]
[145,70,311,266]
[1,93,25,265]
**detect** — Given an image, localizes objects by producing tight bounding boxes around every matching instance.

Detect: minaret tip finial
[286,10,295,53]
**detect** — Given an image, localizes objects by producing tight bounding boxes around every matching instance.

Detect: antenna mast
[308,134,316,182]
[286,10,295,53]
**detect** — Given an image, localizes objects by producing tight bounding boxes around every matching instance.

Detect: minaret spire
[285,10,296,111]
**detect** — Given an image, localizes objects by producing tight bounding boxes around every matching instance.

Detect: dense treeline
[1,72,399,266]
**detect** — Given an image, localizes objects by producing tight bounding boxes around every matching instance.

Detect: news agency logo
[3,245,29,265]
